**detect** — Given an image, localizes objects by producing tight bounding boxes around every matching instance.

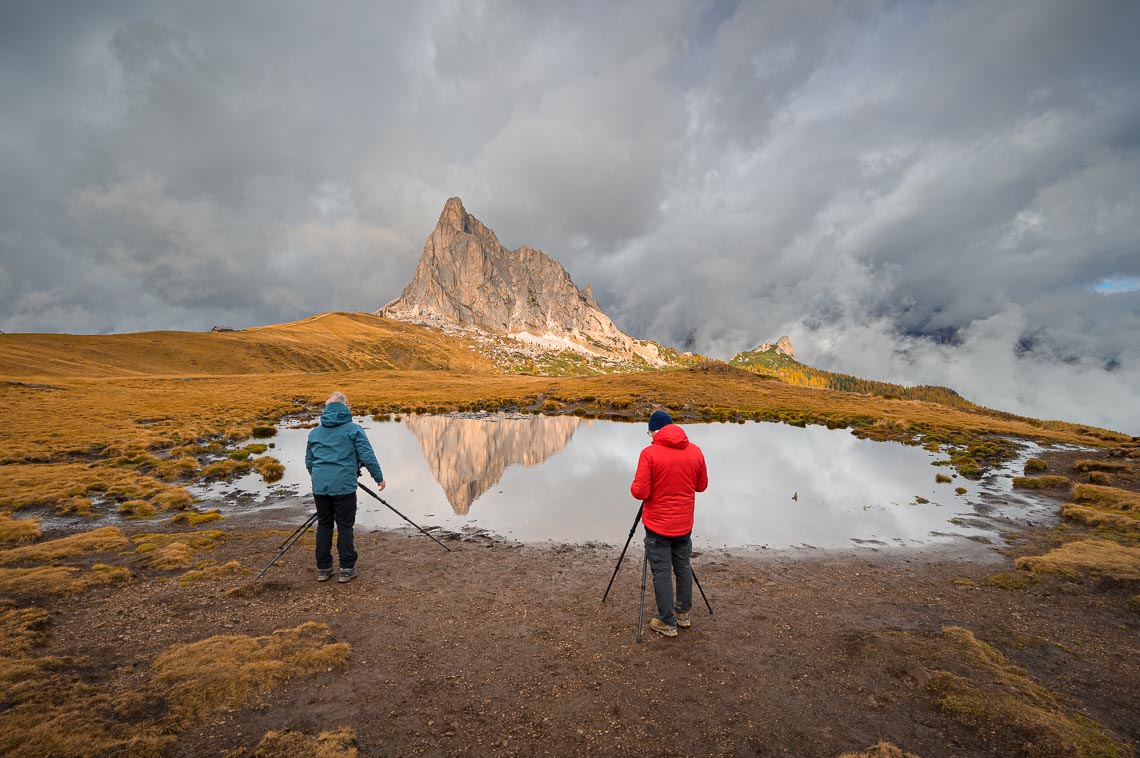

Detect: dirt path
[45,510,1137,757]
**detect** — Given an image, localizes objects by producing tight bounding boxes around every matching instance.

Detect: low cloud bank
[792,310,1140,436]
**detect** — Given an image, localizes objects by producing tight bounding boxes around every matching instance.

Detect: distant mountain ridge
[729,338,974,409]
[378,198,673,369]
[731,336,798,369]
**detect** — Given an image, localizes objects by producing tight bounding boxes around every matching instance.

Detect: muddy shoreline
[32,494,1135,757]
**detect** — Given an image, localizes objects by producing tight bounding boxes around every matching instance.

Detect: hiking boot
[675,610,692,629]
[317,568,334,582]
[649,617,677,638]
[338,567,359,583]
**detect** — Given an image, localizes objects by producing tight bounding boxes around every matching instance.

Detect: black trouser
[644,527,692,627]
[314,492,357,571]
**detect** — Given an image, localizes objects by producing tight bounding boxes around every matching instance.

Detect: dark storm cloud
[1,1,1138,431]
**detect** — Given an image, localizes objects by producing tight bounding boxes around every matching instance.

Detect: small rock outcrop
[379,198,664,365]
[755,336,797,360]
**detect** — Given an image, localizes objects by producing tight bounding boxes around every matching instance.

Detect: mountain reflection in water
[192,414,1060,549]
[403,414,582,513]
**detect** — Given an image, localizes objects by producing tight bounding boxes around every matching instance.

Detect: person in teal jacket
[305,391,385,583]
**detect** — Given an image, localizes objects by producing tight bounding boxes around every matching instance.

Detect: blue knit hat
[648,410,673,432]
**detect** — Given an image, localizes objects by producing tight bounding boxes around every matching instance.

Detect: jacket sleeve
[695,450,708,493]
[353,427,384,483]
[630,448,652,501]
[304,436,314,474]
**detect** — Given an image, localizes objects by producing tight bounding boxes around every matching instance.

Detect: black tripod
[603,503,713,641]
[255,511,318,581]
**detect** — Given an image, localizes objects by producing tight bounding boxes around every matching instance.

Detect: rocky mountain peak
[775,335,796,360]
[756,335,797,360]
[437,196,491,239]
[379,198,664,365]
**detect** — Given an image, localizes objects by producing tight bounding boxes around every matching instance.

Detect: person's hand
[377,480,386,491]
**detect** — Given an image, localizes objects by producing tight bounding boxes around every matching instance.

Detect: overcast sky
[2,1,1138,432]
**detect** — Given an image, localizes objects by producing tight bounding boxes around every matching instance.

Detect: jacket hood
[319,401,353,427]
[652,424,689,449]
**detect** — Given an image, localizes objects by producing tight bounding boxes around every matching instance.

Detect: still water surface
[192,415,1059,550]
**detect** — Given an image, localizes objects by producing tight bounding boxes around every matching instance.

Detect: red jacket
[631,424,708,537]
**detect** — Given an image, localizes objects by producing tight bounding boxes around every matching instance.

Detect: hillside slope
[0,312,495,378]
[731,343,974,409]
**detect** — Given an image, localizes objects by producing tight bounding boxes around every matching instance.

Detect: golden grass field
[0,312,1127,517]
[1,310,1137,755]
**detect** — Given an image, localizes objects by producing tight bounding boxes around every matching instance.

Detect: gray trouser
[644,528,692,627]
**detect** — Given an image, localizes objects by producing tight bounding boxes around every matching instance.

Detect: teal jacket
[305,402,384,496]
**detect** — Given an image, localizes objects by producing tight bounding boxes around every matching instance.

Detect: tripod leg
[602,503,644,603]
[256,517,316,581]
[692,567,713,614]
[636,554,648,643]
[278,512,318,550]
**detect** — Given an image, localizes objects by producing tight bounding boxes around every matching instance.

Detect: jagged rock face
[757,336,797,360]
[403,414,583,514]
[380,198,662,364]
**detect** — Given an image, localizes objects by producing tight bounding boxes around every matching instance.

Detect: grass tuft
[59,496,95,516]
[983,572,1038,590]
[1061,504,1139,535]
[0,512,40,546]
[1023,458,1047,473]
[935,473,952,484]
[180,560,244,584]
[153,457,199,481]
[0,563,129,599]
[227,726,359,757]
[170,509,223,526]
[252,456,285,483]
[130,530,225,552]
[0,527,128,566]
[837,743,919,758]
[1012,475,1070,490]
[142,543,195,570]
[152,622,349,724]
[250,426,277,439]
[1071,484,1140,511]
[1015,539,1140,583]
[0,601,49,655]
[153,487,193,510]
[1074,460,1130,473]
[201,459,252,479]
[118,500,157,519]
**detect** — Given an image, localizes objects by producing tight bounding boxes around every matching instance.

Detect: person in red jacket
[631,410,708,637]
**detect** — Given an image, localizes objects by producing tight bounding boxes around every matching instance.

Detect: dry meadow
[1,312,1136,756]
